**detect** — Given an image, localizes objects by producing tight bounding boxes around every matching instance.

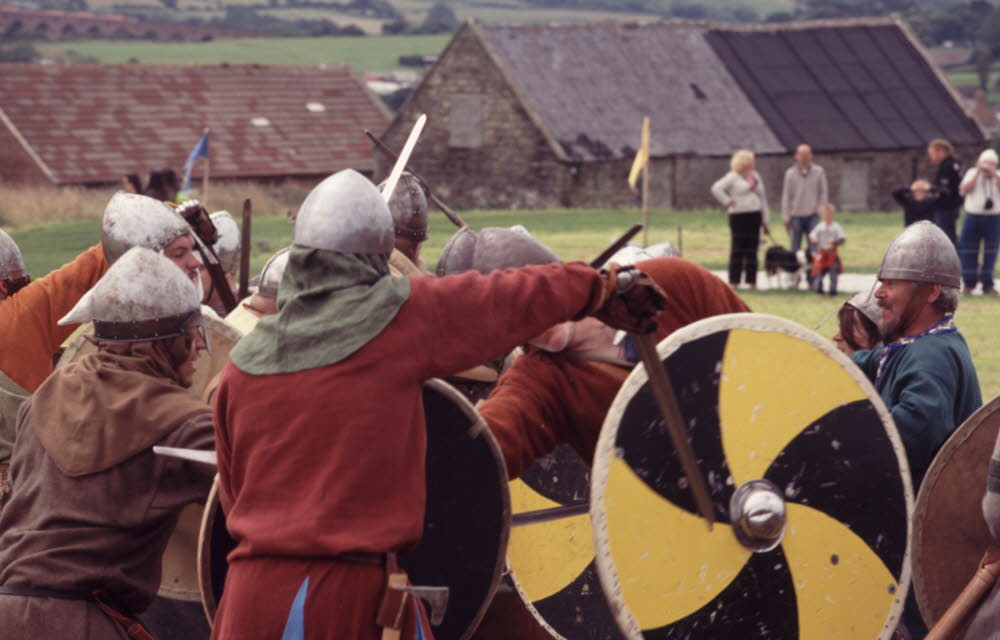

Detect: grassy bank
[37,34,450,72]
[6,206,903,277]
[7,208,998,400]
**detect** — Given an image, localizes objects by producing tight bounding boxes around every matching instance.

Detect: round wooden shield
[591,313,912,640]
[912,394,1000,628]
[198,474,230,622]
[507,446,623,640]
[198,379,510,640]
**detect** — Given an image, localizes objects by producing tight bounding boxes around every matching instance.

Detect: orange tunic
[481,257,751,476]
[0,245,108,392]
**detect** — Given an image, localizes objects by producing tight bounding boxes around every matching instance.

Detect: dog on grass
[764,245,813,290]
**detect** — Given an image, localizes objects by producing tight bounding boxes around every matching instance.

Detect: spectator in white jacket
[958,148,1000,295]
[711,149,770,288]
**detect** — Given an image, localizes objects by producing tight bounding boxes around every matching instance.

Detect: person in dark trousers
[711,149,771,289]
[892,180,944,228]
[928,138,963,245]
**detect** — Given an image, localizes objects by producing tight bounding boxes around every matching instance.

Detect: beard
[879,283,933,343]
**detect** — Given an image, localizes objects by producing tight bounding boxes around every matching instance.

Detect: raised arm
[0,244,108,391]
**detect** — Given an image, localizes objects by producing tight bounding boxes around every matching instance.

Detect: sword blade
[381,113,427,204]
[511,502,589,527]
[153,446,218,467]
[589,224,644,268]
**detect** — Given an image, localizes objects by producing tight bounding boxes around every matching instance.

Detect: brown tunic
[0,401,214,637]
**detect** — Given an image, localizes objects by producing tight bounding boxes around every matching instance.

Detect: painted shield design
[507,445,623,639]
[199,379,509,640]
[912,394,1000,628]
[590,313,912,639]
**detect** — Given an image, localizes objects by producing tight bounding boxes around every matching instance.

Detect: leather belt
[334,552,387,567]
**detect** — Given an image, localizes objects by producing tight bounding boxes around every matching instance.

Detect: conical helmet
[257,247,290,299]
[59,247,201,341]
[603,241,680,268]
[0,229,27,280]
[293,169,394,255]
[436,227,478,276]
[845,291,882,328]
[210,211,241,274]
[470,227,560,273]
[378,172,428,242]
[101,192,192,265]
[877,221,961,288]
[436,226,560,276]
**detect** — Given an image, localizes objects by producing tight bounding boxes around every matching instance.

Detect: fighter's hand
[176,200,220,246]
[593,264,667,334]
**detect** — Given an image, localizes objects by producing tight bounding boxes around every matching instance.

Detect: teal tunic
[852,330,981,488]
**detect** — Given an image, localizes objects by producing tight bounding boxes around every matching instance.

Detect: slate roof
[0,64,390,184]
[477,21,785,161]
[705,23,983,152]
[470,18,982,162]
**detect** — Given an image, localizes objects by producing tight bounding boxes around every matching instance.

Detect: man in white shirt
[958,148,1000,295]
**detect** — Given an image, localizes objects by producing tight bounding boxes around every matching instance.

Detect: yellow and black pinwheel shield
[591,313,913,640]
[507,445,623,639]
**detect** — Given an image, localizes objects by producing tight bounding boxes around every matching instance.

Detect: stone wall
[380,24,988,213]
[379,24,567,210]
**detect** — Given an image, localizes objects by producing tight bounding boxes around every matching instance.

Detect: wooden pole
[642,162,650,247]
[238,198,252,300]
[202,158,210,207]
[201,126,211,206]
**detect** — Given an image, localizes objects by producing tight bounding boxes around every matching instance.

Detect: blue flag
[181,131,210,194]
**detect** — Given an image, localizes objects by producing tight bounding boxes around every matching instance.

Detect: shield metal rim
[505,446,596,640]
[417,377,512,640]
[912,393,1000,627]
[198,474,223,623]
[589,312,913,640]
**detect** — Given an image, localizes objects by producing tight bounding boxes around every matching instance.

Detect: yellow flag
[627,116,650,190]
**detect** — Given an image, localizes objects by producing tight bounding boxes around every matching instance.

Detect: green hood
[231,246,411,375]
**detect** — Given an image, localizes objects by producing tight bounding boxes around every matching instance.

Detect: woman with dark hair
[832,292,881,356]
[160,168,181,203]
[144,170,169,202]
[145,168,180,203]
[121,174,143,195]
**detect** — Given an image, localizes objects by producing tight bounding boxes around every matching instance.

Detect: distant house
[380,17,985,211]
[0,63,390,186]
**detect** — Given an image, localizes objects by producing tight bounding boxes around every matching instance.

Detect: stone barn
[379,17,985,211]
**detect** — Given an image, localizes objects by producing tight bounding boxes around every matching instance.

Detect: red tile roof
[0,63,390,184]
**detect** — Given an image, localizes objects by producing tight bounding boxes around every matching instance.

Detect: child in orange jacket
[809,203,846,296]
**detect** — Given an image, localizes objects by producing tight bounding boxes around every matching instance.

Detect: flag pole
[201,127,210,206]
[642,161,649,247]
[202,158,210,207]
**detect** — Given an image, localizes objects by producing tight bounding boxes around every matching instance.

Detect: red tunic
[211,263,604,640]
[482,257,751,477]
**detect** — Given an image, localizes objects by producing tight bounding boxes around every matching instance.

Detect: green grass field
[37,34,450,71]
[9,207,998,400]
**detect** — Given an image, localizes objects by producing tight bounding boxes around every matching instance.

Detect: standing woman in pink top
[711,149,771,289]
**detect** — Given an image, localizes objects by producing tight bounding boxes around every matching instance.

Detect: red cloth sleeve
[410,262,605,381]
